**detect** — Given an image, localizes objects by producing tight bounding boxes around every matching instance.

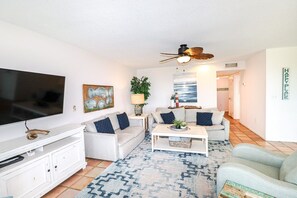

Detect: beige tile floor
[42,160,112,198]
[226,115,297,155]
[43,115,297,198]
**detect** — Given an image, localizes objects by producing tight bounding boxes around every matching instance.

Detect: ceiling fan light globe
[177,55,191,63]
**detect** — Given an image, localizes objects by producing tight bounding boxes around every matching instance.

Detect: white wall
[240,51,266,139]
[265,47,297,141]
[241,47,297,142]
[233,74,241,119]
[0,21,135,141]
[137,65,218,113]
[216,77,229,111]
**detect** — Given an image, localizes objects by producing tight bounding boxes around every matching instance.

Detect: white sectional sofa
[83,112,145,161]
[149,107,230,141]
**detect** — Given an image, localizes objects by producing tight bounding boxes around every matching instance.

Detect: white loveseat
[149,107,230,141]
[83,112,145,161]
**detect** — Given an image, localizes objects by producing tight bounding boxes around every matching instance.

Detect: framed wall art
[173,72,197,103]
[282,67,289,100]
[83,84,114,113]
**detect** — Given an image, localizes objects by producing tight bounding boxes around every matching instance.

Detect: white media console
[0,124,87,198]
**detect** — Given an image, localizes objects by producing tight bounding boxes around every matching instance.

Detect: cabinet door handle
[47,169,50,172]
[54,165,57,169]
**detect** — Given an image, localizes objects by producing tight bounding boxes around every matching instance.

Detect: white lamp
[177,55,191,63]
[131,94,145,116]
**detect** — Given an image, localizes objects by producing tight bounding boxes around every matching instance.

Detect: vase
[170,100,175,108]
[134,105,143,116]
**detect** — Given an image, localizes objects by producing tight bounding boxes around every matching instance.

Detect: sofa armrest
[217,162,297,197]
[222,117,230,140]
[232,143,287,168]
[148,114,155,133]
[84,131,119,161]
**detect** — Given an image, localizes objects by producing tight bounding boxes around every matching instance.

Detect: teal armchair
[217,143,297,198]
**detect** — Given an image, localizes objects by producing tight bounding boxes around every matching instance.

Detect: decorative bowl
[169,125,189,131]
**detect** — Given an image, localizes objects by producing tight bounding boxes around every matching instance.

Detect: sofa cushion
[117,112,130,130]
[116,126,143,146]
[196,112,213,126]
[106,112,120,130]
[212,111,225,125]
[84,116,105,132]
[171,108,185,121]
[203,124,225,131]
[151,111,164,123]
[280,151,297,181]
[94,117,115,134]
[122,126,143,137]
[161,111,175,124]
[185,109,207,122]
[116,132,134,146]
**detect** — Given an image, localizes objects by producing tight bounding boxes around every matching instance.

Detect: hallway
[227,114,297,155]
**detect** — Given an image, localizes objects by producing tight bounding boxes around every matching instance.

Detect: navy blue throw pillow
[94,118,115,134]
[196,112,213,126]
[160,111,175,124]
[117,112,130,130]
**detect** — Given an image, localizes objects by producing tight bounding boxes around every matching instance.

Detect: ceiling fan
[160,44,214,63]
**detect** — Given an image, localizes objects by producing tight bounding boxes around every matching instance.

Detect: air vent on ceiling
[225,63,238,68]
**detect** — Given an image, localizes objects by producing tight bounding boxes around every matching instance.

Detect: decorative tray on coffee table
[169,125,189,132]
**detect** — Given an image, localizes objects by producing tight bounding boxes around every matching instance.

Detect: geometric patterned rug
[77,135,232,198]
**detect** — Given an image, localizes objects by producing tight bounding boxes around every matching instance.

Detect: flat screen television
[0,68,65,125]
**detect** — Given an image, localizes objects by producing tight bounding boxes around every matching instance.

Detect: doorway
[216,70,242,119]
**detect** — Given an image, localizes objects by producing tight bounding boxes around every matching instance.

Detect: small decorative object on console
[175,92,179,108]
[170,94,175,108]
[25,121,50,140]
[184,105,202,109]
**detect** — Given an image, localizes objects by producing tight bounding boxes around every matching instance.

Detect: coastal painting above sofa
[150,107,230,141]
[83,84,114,113]
[173,72,197,103]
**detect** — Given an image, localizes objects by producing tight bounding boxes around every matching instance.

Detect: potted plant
[130,76,151,115]
[130,76,151,101]
[173,120,187,129]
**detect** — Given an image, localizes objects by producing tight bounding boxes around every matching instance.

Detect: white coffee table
[151,124,208,157]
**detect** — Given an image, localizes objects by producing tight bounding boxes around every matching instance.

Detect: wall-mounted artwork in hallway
[282,67,289,100]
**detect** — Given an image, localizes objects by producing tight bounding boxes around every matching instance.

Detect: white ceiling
[0,0,296,68]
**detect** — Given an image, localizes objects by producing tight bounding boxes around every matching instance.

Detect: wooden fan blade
[191,53,214,60]
[160,56,179,63]
[184,47,203,56]
[160,52,179,55]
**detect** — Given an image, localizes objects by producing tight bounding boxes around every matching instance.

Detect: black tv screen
[0,68,65,125]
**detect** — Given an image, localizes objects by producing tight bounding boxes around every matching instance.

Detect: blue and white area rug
[77,136,232,198]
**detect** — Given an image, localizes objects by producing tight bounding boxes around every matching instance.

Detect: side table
[129,114,149,132]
